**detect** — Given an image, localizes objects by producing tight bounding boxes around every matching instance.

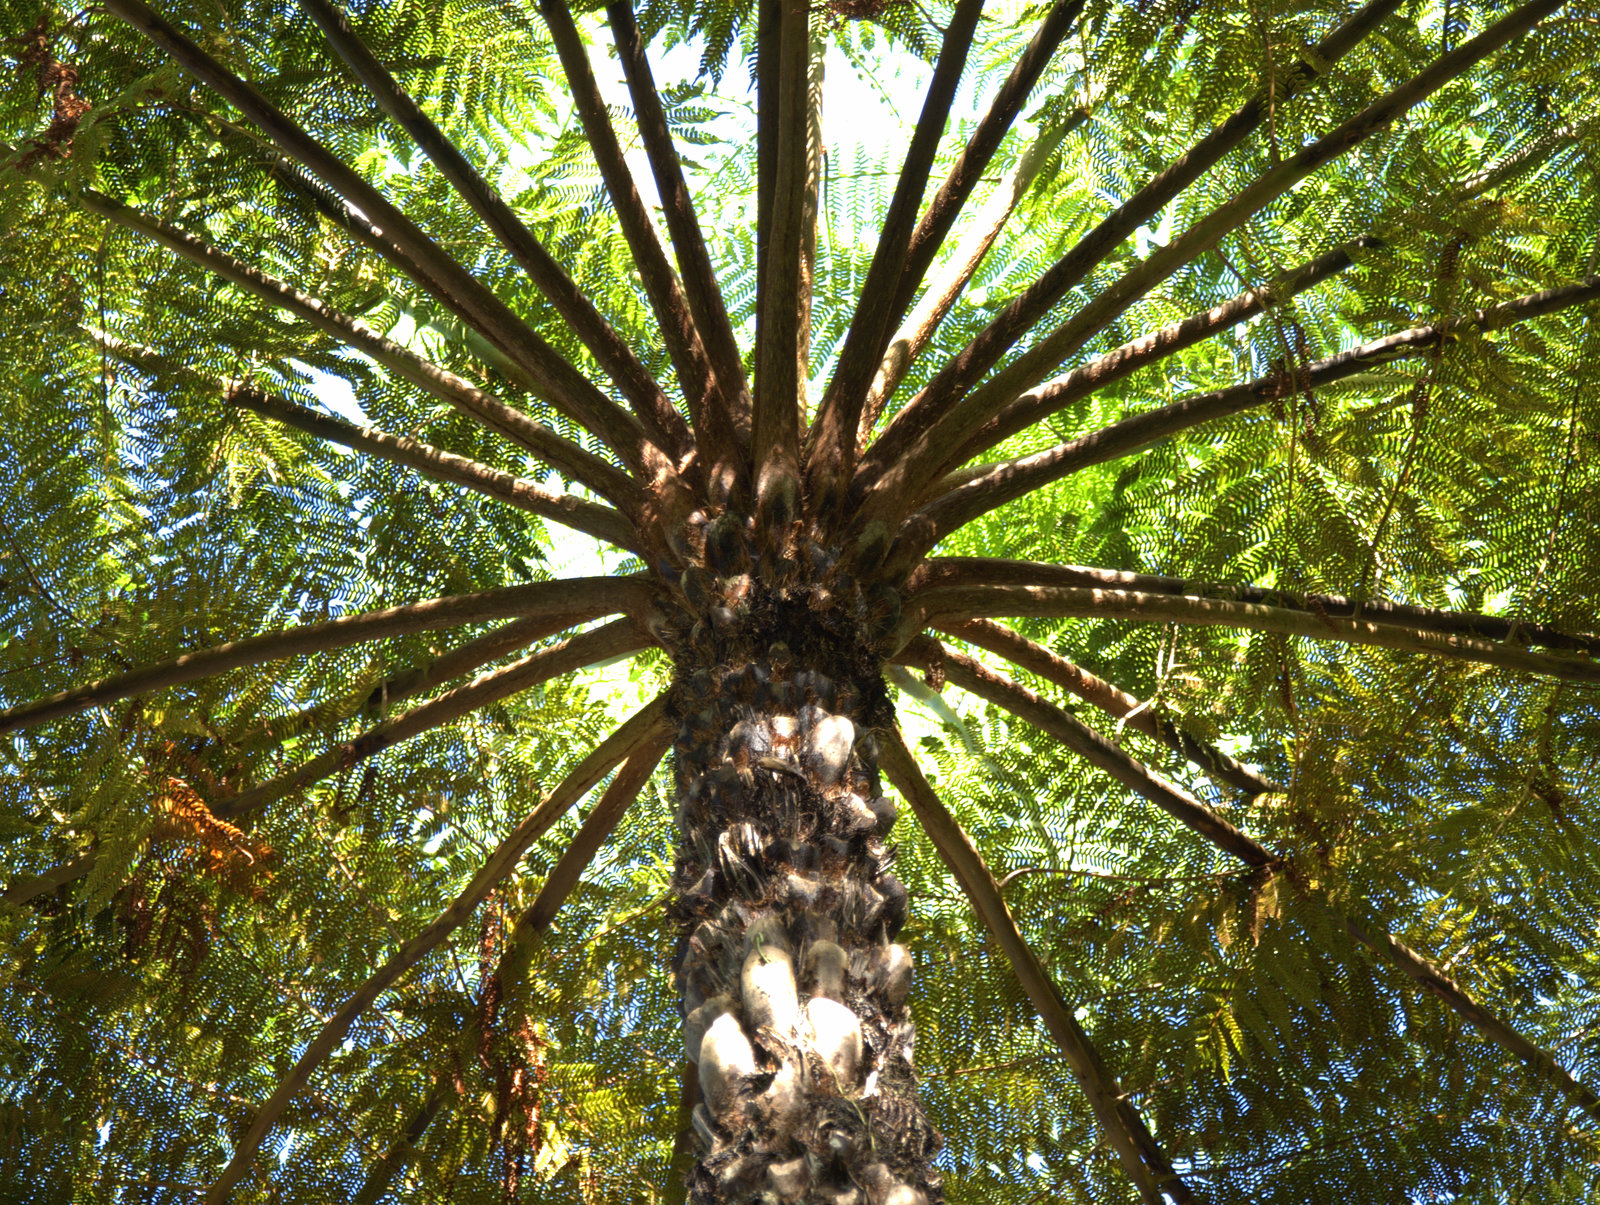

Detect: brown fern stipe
[656,517,935,1204]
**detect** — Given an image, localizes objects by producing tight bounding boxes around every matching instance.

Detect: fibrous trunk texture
[659,511,938,1204]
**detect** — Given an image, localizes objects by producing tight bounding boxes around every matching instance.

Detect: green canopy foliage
[1,0,1598,1200]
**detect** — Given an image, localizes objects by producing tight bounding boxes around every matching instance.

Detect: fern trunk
[664,510,937,1204]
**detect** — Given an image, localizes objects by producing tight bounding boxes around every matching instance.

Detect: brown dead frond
[10,16,93,167]
[150,772,276,900]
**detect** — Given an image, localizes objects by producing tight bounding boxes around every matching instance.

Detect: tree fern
[3,0,1599,1201]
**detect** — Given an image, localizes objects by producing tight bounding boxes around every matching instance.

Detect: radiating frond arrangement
[2,0,1598,1200]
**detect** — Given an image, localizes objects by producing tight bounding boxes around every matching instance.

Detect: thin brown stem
[938,617,1280,796]
[857,0,1405,498]
[862,117,1083,440]
[80,193,640,508]
[891,0,1088,333]
[230,386,638,550]
[0,580,643,735]
[910,557,1600,655]
[799,32,824,394]
[755,0,780,385]
[925,643,1600,1128]
[200,694,672,1203]
[244,614,586,749]
[0,511,75,625]
[904,585,1600,684]
[103,0,654,470]
[106,1035,264,1117]
[1467,118,1592,198]
[351,1082,452,1205]
[904,273,1600,554]
[920,0,1559,463]
[750,0,810,501]
[213,619,652,822]
[3,615,601,913]
[495,730,669,984]
[898,637,1273,865]
[537,0,743,487]
[807,0,985,502]
[1517,321,1594,619]
[139,332,511,590]
[607,2,751,446]
[664,1063,700,1205]
[879,728,1194,1205]
[296,0,691,462]
[514,736,666,940]
[1345,919,1600,1126]
[864,0,1548,508]
[947,234,1382,472]
[2,852,95,907]
[271,160,521,377]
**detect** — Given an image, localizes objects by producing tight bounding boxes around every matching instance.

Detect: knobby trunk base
[659,509,940,1204]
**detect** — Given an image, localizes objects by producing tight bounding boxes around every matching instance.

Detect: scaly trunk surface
[660,508,938,1204]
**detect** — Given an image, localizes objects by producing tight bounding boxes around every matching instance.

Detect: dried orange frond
[150,775,275,899]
